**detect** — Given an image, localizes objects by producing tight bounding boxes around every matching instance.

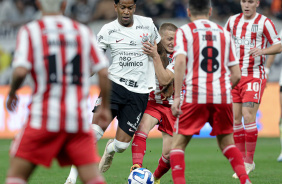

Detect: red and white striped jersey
[149,53,175,105]
[225,13,281,79]
[174,19,238,104]
[12,15,108,133]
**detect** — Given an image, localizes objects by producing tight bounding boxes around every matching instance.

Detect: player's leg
[233,103,245,159]
[170,133,191,184]
[65,110,116,184]
[99,127,132,173]
[99,90,149,173]
[153,132,172,181]
[5,157,36,184]
[76,164,105,184]
[242,102,259,167]
[217,133,251,184]
[278,88,282,162]
[131,113,159,170]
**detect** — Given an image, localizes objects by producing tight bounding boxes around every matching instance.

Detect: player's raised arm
[143,40,174,86]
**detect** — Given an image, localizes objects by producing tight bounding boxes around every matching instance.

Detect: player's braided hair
[188,0,211,16]
[114,0,137,4]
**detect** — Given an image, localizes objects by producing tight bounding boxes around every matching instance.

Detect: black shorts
[93,81,149,136]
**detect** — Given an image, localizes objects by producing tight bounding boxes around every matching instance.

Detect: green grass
[1,138,282,183]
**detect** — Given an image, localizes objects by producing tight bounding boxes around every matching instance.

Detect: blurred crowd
[0,0,282,85]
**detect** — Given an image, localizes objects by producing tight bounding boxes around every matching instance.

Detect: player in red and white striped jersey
[170,0,251,183]
[130,23,177,183]
[5,1,110,184]
[225,0,282,177]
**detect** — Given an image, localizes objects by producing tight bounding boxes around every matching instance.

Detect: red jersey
[174,19,238,104]
[225,13,281,79]
[12,15,108,133]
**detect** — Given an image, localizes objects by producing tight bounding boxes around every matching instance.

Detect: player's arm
[171,54,185,116]
[249,43,282,58]
[264,54,276,77]
[7,26,31,111]
[229,64,241,89]
[142,41,174,86]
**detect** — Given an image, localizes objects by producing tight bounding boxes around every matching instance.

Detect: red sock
[5,177,27,184]
[222,145,250,184]
[131,131,148,167]
[234,123,246,159]
[245,122,258,164]
[153,155,170,179]
[170,149,186,184]
[86,176,106,184]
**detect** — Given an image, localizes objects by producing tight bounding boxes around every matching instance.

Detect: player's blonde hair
[39,0,65,13]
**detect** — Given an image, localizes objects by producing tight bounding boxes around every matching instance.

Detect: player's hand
[171,97,182,117]
[95,105,112,126]
[157,84,174,100]
[249,47,264,57]
[6,93,18,112]
[142,40,158,58]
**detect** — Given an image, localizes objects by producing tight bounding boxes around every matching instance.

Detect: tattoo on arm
[242,102,255,108]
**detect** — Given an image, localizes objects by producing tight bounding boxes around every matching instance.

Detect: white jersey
[13,15,108,133]
[225,13,281,79]
[97,15,161,94]
[174,19,238,104]
[149,53,175,105]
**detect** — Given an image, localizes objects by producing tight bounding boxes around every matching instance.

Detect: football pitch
[0,138,282,184]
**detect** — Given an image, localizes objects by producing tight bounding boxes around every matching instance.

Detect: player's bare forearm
[143,41,173,86]
[229,64,241,89]
[262,43,282,55]
[174,54,186,98]
[9,67,29,96]
[98,68,111,108]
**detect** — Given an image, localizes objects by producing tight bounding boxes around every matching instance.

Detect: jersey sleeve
[227,34,239,67]
[224,17,231,32]
[174,28,188,57]
[96,25,109,50]
[263,18,281,45]
[12,26,32,70]
[150,21,161,45]
[89,30,109,73]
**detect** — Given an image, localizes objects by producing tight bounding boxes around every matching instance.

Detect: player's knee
[243,113,255,123]
[92,124,104,141]
[113,139,130,153]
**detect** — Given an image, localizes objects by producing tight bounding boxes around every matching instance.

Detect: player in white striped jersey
[65,0,165,182]
[225,0,282,177]
[130,23,177,183]
[5,1,110,184]
[171,0,252,183]
[265,30,282,162]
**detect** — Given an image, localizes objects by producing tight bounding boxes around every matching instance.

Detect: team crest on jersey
[251,24,258,33]
[140,33,149,43]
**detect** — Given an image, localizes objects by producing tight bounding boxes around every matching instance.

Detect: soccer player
[130,23,177,183]
[170,0,252,183]
[65,0,164,182]
[264,29,282,162]
[225,0,282,177]
[5,0,110,184]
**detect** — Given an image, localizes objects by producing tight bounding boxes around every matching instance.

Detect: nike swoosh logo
[116,39,124,43]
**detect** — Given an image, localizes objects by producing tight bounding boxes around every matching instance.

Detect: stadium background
[0,0,282,139]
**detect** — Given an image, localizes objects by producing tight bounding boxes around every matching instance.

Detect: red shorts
[232,76,266,103]
[145,101,175,136]
[175,103,233,136]
[10,125,100,167]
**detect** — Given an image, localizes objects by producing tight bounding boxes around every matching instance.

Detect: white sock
[92,124,104,141]
[67,165,78,182]
[106,141,116,154]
